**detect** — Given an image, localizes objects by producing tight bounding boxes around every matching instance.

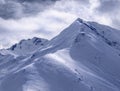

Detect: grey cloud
[16,0,59,3]
[0,0,59,19]
[95,0,120,29]
[97,0,120,13]
[0,0,89,19]
[0,1,22,19]
[78,0,90,4]
[0,27,9,34]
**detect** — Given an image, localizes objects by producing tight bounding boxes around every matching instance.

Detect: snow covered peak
[48,18,120,52]
[76,18,84,23]
[9,37,48,55]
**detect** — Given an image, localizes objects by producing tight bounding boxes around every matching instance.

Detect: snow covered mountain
[0,37,48,56]
[0,18,120,91]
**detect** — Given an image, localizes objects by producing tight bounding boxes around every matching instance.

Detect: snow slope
[0,18,120,91]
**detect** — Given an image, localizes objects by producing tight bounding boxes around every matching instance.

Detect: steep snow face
[1,18,120,91]
[50,18,120,51]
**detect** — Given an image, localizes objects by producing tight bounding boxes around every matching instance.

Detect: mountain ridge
[0,18,120,91]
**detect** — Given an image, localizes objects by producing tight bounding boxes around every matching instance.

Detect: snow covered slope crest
[0,18,120,91]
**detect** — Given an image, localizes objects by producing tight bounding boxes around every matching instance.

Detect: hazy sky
[0,0,120,48]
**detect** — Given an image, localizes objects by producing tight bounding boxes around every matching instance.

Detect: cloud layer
[0,0,59,19]
[0,0,120,49]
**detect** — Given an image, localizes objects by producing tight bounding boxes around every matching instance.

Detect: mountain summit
[0,18,120,91]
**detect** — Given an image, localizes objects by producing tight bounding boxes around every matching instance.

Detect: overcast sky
[0,0,120,49]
